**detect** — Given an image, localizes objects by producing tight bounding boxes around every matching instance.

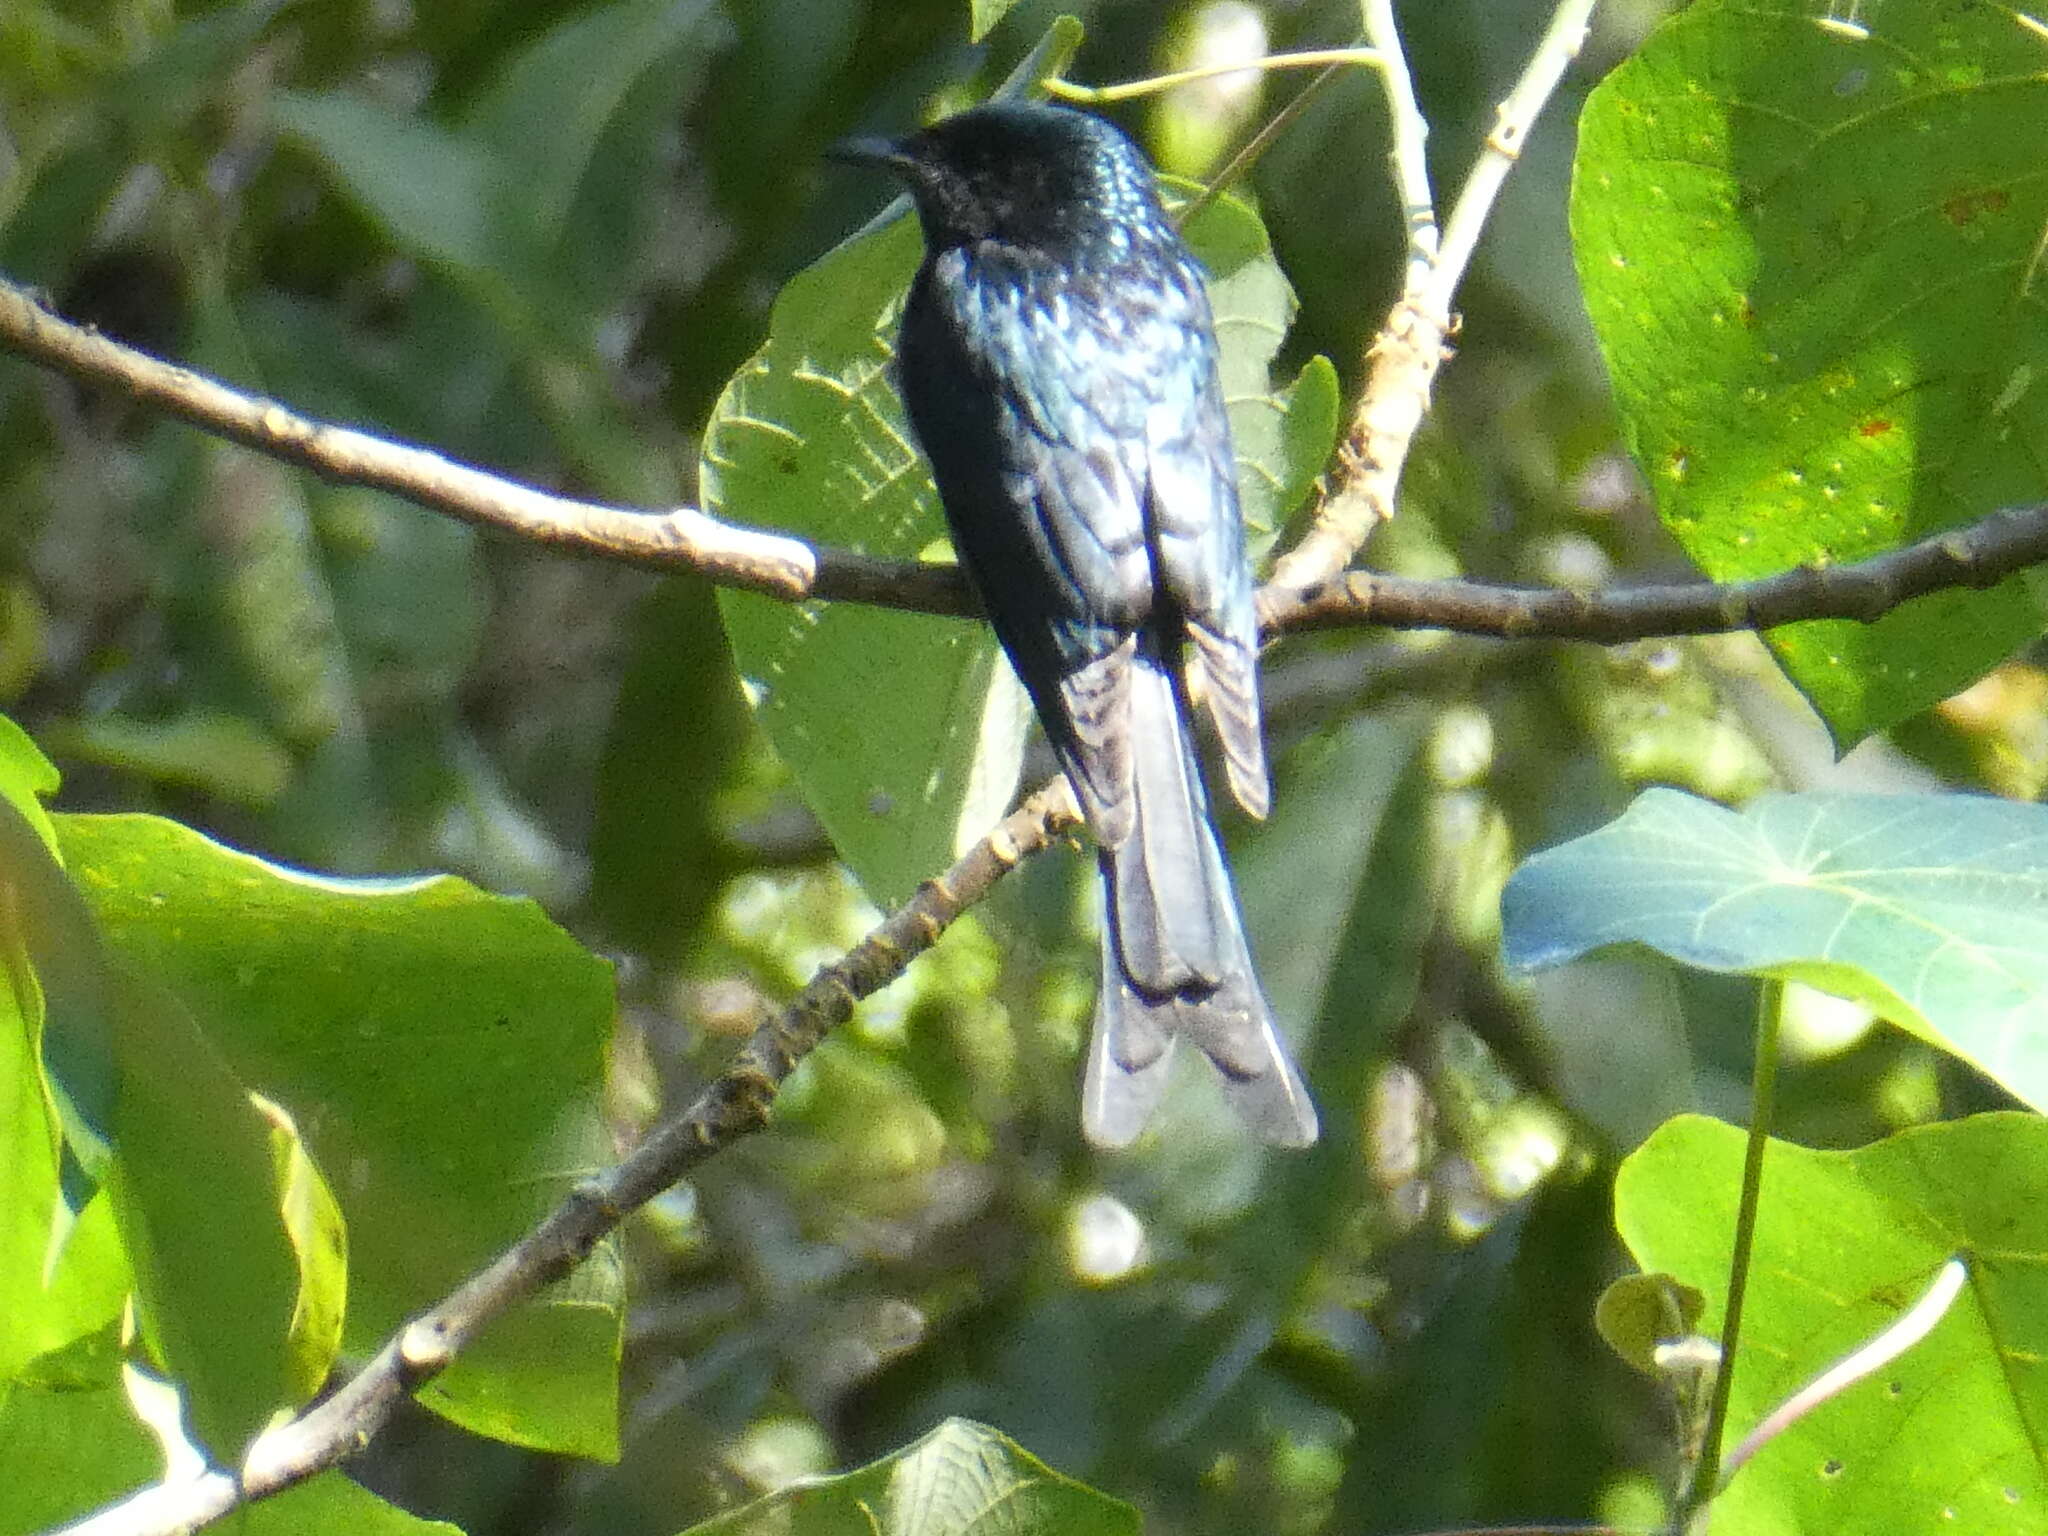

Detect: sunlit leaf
[1503,789,2048,1112]
[1618,1114,2048,1533]
[105,971,300,1458]
[1573,0,2048,742]
[0,715,59,853]
[1594,1271,1704,1376]
[256,1095,348,1403]
[0,1384,155,1533]
[0,1377,462,1533]
[57,814,621,1458]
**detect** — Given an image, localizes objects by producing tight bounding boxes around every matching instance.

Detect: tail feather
[1081,656,1318,1149]
[1108,658,1231,993]
[1188,620,1270,820]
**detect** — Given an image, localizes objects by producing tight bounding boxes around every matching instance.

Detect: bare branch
[0,277,975,620]
[10,273,2048,651]
[1268,0,1597,589]
[1262,502,2048,640]
[54,781,1081,1536]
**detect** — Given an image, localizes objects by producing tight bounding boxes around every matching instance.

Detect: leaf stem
[1681,978,1785,1530]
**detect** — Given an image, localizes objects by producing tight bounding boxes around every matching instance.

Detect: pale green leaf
[1504,789,2048,1112]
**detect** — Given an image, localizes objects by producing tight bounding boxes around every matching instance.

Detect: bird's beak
[825,135,915,175]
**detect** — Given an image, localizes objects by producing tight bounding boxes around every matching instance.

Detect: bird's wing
[999,382,1153,848]
[904,250,1158,846]
[1141,270,1270,820]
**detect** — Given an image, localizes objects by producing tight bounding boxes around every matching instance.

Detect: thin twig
[0,277,974,619]
[1044,46,1384,105]
[1178,55,1353,226]
[54,781,1081,1536]
[9,274,2048,649]
[1262,0,1438,591]
[1269,0,1597,590]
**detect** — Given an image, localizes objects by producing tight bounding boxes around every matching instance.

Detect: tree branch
[9,273,2044,652]
[1262,502,2048,639]
[55,781,1081,1536]
[0,277,975,620]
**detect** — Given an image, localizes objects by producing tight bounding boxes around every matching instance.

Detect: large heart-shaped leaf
[1502,789,2048,1111]
[1619,1113,2048,1534]
[57,814,620,1457]
[1573,0,2048,742]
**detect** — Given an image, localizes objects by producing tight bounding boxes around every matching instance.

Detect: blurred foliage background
[3,0,2039,1532]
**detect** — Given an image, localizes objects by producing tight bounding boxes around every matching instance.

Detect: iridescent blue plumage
[845,102,1317,1147]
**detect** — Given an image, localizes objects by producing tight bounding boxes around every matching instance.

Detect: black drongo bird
[838,102,1318,1148]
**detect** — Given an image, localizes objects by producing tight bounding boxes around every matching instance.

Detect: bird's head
[831,102,1163,258]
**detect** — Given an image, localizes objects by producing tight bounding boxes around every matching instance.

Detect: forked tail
[1080,656,1318,1148]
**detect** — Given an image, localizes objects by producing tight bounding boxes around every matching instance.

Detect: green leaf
[0,1194,126,1392]
[0,888,78,1385]
[682,1416,1138,1536]
[1593,1272,1705,1376]
[0,727,115,1386]
[0,1383,155,1535]
[245,1471,465,1535]
[57,814,621,1458]
[1266,352,1340,548]
[1173,187,1339,561]
[0,713,60,853]
[273,89,501,276]
[970,0,1022,44]
[44,710,292,806]
[0,1379,461,1534]
[257,1095,349,1404]
[1618,1114,2048,1533]
[1502,789,2048,1113]
[707,215,1018,906]
[0,785,116,1186]
[708,185,1330,904]
[1571,0,2048,743]
[105,970,301,1458]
